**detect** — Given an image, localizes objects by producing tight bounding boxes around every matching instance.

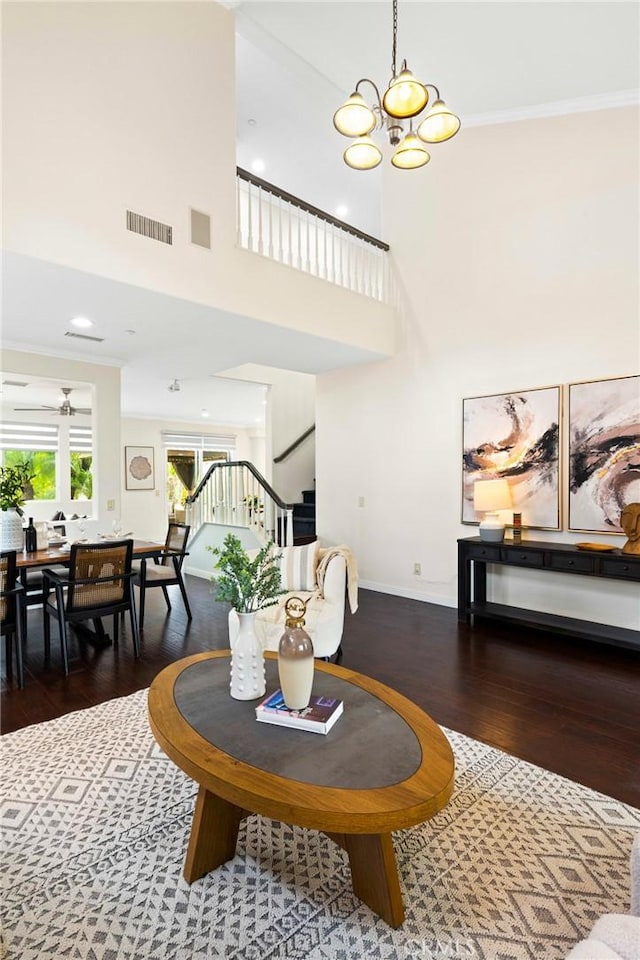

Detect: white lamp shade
[343,137,383,170]
[416,100,461,143]
[391,133,430,169]
[382,67,428,119]
[333,92,376,138]
[473,478,512,512]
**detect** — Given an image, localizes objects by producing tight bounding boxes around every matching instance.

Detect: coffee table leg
[343,832,405,928]
[183,785,243,883]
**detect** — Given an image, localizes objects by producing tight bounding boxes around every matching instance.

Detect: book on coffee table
[255,689,343,735]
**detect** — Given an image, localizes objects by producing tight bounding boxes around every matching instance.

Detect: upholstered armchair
[228,542,357,661]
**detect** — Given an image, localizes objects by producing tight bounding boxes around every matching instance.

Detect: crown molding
[463,89,639,128]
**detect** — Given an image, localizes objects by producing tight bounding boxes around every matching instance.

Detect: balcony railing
[236,167,398,307]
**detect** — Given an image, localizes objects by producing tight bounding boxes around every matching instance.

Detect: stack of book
[255,689,343,735]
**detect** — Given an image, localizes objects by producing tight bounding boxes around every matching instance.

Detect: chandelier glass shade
[382,63,428,119]
[333,92,376,137]
[417,99,462,143]
[333,0,460,171]
[344,136,383,170]
[391,132,430,169]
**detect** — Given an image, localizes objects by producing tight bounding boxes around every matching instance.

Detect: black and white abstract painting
[568,375,640,533]
[462,386,561,529]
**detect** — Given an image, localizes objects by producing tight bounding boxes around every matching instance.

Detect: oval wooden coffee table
[148,650,454,928]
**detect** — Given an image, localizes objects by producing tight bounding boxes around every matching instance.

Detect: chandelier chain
[391,0,398,79]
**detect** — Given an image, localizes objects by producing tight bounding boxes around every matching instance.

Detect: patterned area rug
[1,690,638,960]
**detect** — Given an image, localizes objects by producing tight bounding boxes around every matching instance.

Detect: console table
[457,537,640,650]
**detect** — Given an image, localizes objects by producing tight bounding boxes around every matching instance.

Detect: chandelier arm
[424,84,441,101]
[354,77,384,119]
[391,0,398,79]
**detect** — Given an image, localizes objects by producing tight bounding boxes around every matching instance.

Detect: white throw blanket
[317,544,358,613]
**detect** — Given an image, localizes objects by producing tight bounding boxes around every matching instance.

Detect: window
[162,431,235,507]
[70,425,93,501]
[0,423,58,500]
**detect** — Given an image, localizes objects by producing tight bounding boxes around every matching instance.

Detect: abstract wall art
[125,446,155,491]
[568,375,640,533]
[462,386,561,529]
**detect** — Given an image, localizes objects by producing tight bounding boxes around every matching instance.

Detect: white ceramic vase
[230,611,266,701]
[0,508,25,551]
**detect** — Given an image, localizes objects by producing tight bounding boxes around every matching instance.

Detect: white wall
[268,370,315,504]
[121,416,253,541]
[2,350,121,525]
[220,363,316,504]
[2,1,395,359]
[317,106,639,630]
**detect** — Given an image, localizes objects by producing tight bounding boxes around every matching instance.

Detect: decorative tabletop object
[620,503,640,556]
[0,463,32,551]
[278,596,314,710]
[210,534,282,700]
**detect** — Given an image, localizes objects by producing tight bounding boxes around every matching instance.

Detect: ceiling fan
[14,387,92,417]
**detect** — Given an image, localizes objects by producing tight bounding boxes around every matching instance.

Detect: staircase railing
[185,461,294,546]
[273,424,315,464]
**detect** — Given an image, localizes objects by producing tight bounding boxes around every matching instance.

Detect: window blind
[161,431,235,454]
[0,422,59,452]
[69,425,92,453]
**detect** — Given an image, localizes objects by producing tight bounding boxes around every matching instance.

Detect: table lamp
[473,478,512,543]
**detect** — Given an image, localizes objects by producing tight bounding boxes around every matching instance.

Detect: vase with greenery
[0,463,31,551]
[210,533,282,700]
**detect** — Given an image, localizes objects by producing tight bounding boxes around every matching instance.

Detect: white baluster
[305,211,310,272]
[257,186,264,256]
[267,191,274,259]
[247,181,253,252]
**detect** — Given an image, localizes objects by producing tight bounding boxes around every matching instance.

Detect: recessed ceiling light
[70,316,93,329]
[124,329,136,335]
[248,118,257,127]
[201,408,210,418]
[252,159,265,174]
[336,205,348,218]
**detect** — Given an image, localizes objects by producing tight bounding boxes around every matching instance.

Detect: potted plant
[0,464,30,550]
[210,533,282,700]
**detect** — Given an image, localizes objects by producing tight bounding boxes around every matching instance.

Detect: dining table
[15,539,166,571]
[16,539,166,647]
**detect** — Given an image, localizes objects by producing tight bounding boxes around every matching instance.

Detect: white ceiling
[3,1,638,426]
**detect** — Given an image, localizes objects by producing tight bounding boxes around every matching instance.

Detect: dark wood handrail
[273,425,316,464]
[186,460,293,510]
[237,167,389,252]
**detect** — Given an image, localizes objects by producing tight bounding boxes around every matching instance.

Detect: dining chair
[1,550,25,689]
[133,522,192,629]
[42,539,139,676]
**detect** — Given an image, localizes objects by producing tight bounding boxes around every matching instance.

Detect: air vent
[126,210,173,245]
[2,379,29,387]
[65,331,105,343]
[190,209,211,249]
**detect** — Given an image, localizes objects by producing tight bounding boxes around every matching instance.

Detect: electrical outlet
[106,499,115,511]
[358,496,365,508]
[413,562,421,576]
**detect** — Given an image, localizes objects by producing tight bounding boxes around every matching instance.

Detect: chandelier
[333,0,460,171]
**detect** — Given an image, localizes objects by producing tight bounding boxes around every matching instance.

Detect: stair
[293,488,316,543]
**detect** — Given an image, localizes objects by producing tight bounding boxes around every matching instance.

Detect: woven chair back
[67,541,133,612]
[0,550,18,626]
[162,523,190,567]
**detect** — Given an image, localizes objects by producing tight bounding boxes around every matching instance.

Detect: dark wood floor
[2,577,639,807]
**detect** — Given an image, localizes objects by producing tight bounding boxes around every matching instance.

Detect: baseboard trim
[184,568,457,609]
[359,580,457,608]
[184,565,214,581]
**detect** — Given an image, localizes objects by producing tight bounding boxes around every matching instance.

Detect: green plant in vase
[209,533,283,700]
[0,463,31,550]
[209,533,282,613]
